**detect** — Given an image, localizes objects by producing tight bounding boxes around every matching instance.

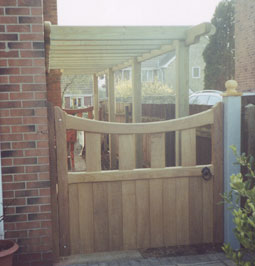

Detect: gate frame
[49,102,224,259]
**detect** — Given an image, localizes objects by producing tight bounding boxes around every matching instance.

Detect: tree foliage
[203,0,235,91]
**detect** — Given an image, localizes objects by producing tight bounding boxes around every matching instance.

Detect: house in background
[60,36,208,109]
[61,74,93,109]
[116,36,209,93]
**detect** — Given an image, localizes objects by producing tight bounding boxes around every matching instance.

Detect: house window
[192,67,200,78]
[141,70,154,82]
[72,97,82,108]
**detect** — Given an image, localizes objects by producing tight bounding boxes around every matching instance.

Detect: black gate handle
[201,167,212,181]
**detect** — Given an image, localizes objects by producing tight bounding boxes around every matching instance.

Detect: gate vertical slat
[108,181,123,250]
[93,182,109,252]
[212,103,224,243]
[136,180,150,248]
[119,134,136,249]
[183,129,203,245]
[69,184,80,254]
[85,133,101,172]
[202,177,213,243]
[178,128,197,245]
[150,133,165,247]
[163,178,177,246]
[78,183,94,253]
[54,107,70,256]
[86,133,109,252]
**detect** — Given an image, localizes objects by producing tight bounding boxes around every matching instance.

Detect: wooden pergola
[44,22,214,166]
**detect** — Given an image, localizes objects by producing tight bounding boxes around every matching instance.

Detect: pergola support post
[108,68,117,169]
[93,74,99,120]
[175,40,189,166]
[132,58,143,168]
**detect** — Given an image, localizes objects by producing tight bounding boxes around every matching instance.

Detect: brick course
[0,0,56,265]
[235,0,255,91]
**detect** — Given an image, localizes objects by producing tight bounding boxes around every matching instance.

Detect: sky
[57,0,222,26]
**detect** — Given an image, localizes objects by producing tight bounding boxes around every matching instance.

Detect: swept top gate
[51,103,223,257]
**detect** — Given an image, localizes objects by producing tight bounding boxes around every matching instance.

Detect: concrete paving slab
[54,251,237,266]
[54,250,143,266]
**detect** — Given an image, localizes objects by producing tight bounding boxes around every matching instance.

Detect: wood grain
[86,133,101,171]
[93,182,109,252]
[212,103,224,243]
[150,133,165,247]
[69,184,80,254]
[163,178,177,246]
[54,107,70,256]
[203,179,213,243]
[136,180,150,248]
[79,183,94,253]
[47,102,60,260]
[66,108,214,134]
[108,181,123,250]
[119,134,136,249]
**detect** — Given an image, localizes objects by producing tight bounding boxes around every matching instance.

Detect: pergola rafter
[44,22,214,76]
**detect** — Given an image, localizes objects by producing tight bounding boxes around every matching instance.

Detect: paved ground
[55,251,236,266]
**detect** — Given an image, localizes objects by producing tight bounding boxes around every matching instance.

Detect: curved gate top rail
[61,104,218,134]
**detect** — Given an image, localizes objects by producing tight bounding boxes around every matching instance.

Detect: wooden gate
[50,103,223,257]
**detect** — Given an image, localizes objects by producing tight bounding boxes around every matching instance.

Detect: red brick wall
[0,0,53,265]
[235,0,255,91]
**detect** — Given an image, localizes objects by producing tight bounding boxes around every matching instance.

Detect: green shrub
[115,79,174,98]
[222,146,255,266]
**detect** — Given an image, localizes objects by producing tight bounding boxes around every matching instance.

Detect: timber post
[223,80,242,249]
[93,74,99,120]
[132,58,143,168]
[108,68,117,169]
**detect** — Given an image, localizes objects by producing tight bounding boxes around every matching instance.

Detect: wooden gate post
[47,102,60,261]
[54,107,71,256]
[223,80,242,249]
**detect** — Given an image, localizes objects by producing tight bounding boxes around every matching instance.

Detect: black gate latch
[201,167,212,181]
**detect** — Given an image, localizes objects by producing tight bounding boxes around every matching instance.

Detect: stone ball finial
[222,80,242,96]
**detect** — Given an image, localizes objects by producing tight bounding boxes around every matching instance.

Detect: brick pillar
[46,69,62,107]
[43,0,62,107]
[43,0,58,24]
[0,0,53,265]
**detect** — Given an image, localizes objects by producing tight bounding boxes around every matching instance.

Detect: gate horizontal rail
[65,106,214,134]
[68,165,214,184]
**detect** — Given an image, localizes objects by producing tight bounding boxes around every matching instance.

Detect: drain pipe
[0,151,4,239]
